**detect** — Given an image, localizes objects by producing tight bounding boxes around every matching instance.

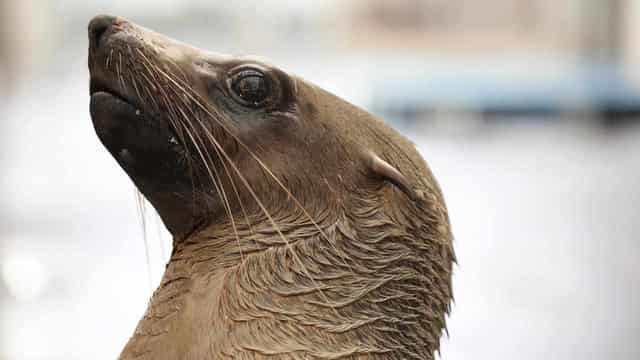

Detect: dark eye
[230,70,270,107]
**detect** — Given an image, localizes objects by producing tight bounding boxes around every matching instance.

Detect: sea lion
[88,14,455,360]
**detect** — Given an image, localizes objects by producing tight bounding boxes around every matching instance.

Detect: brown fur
[88,15,455,360]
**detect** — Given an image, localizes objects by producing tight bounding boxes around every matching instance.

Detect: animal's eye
[230,70,270,107]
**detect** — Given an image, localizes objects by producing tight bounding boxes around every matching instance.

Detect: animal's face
[88,15,376,236]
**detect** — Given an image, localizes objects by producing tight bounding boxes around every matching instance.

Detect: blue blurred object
[371,58,640,123]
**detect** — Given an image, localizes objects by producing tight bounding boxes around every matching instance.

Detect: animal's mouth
[88,58,148,117]
[88,15,152,133]
[87,15,191,154]
[88,40,183,149]
[89,77,131,107]
[88,16,138,114]
[89,58,186,160]
[89,72,142,132]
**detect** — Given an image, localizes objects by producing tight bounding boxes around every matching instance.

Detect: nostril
[88,14,117,48]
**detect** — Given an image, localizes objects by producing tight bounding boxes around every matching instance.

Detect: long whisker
[175,101,244,262]
[136,50,340,311]
[106,48,113,70]
[117,52,155,293]
[178,94,256,240]
[137,59,202,220]
[135,189,153,293]
[154,64,352,270]
[117,51,126,92]
[153,207,167,264]
[144,58,245,262]
[161,53,257,241]
[174,94,256,248]
[161,56,256,245]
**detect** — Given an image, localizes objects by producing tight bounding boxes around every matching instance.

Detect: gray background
[1,1,639,359]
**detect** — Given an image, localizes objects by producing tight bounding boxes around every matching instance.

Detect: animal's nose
[88,15,118,48]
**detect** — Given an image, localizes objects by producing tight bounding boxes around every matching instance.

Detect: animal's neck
[120,200,452,360]
[118,227,235,359]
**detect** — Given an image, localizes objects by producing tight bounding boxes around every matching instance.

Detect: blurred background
[1,0,639,359]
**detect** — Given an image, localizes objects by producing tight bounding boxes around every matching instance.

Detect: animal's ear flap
[366,152,425,202]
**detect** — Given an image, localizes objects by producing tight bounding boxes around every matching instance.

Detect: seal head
[88,14,455,360]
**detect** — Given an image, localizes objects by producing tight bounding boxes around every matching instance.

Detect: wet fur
[88,16,455,360]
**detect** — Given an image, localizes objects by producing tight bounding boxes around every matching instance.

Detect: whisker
[135,189,153,293]
[132,46,341,315]
[143,58,244,261]
[139,64,200,215]
[107,49,113,70]
[160,68,353,270]
[153,207,167,264]
[181,101,256,240]
[174,100,244,262]
[141,60,343,311]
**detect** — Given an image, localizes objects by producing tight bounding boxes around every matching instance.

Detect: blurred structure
[1,1,639,360]
[332,0,640,125]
